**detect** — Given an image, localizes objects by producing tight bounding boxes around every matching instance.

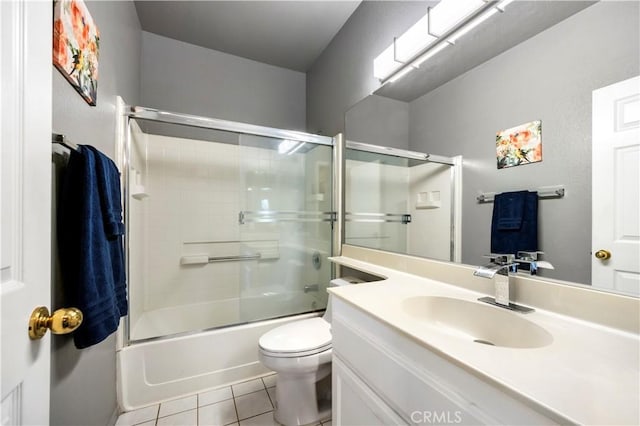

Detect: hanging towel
[85,146,128,317]
[58,145,127,349]
[490,190,538,255]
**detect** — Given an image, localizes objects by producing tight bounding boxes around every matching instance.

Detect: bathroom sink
[402,296,553,348]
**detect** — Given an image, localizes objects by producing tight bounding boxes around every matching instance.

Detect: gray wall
[345,95,409,149]
[408,1,639,284]
[306,1,431,137]
[141,31,306,131]
[51,1,141,425]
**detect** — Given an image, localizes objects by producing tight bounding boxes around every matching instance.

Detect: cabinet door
[333,356,407,426]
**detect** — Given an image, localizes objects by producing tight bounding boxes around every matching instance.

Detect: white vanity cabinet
[331,297,560,426]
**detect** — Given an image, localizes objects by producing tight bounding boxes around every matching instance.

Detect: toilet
[258,277,363,426]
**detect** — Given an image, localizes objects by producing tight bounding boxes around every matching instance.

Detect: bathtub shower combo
[116,106,459,411]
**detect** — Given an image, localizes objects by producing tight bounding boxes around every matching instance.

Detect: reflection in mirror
[344,143,461,262]
[345,1,639,296]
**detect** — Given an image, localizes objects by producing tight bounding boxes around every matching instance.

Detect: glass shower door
[237,135,333,323]
[345,150,411,253]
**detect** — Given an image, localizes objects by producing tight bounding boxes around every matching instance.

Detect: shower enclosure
[118,105,339,408]
[124,107,336,342]
[345,141,461,262]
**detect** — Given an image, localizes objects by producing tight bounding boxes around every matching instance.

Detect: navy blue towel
[58,145,127,349]
[490,190,538,255]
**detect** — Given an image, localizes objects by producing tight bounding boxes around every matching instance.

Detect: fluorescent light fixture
[389,66,415,83]
[394,14,436,63]
[373,14,436,79]
[447,7,498,43]
[429,0,486,37]
[374,0,510,84]
[373,44,401,80]
[496,0,516,11]
[412,42,450,67]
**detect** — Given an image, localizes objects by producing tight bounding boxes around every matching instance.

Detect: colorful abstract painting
[496,120,542,169]
[53,0,100,106]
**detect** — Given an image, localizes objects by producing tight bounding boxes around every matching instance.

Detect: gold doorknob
[28,306,83,340]
[594,249,612,260]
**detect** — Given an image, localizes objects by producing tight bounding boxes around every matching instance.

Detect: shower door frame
[343,140,462,263]
[118,104,339,346]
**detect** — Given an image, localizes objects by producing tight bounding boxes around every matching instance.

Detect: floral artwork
[496,120,542,169]
[53,0,100,106]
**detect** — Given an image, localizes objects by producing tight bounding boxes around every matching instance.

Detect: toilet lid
[259,318,331,354]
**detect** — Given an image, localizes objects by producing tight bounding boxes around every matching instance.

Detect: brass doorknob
[594,249,612,260]
[28,306,83,340]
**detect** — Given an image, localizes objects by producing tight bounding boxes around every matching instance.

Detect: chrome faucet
[515,251,554,275]
[474,254,533,313]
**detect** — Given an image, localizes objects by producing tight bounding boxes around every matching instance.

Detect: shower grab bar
[207,254,261,263]
[181,254,261,265]
[476,185,565,203]
[239,210,336,224]
[345,212,412,224]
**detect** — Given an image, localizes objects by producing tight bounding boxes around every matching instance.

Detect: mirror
[345,1,639,295]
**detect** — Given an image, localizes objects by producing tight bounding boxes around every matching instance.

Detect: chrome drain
[473,339,495,346]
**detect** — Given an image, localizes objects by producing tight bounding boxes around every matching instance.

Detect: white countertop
[329,256,640,425]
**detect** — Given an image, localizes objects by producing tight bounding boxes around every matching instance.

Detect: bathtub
[117,311,319,410]
[129,286,322,341]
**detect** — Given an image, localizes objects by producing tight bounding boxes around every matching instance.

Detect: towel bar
[52,133,80,151]
[477,186,565,203]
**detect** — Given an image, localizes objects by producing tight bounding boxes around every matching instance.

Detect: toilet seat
[259,318,331,358]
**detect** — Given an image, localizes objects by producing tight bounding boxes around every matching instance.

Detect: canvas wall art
[53,0,100,106]
[496,120,542,169]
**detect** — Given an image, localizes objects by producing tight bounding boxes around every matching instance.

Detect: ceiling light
[412,42,450,68]
[389,66,415,83]
[374,0,510,84]
[447,7,498,43]
[429,0,486,37]
[496,0,516,12]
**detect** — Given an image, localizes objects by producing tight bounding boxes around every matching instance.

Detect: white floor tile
[199,386,233,407]
[322,420,332,426]
[232,379,265,397]
[159,395,198,418]
[261,375,277,389]
[135,422,155,426]
[115,405,159,425]
[234,390,273,420]
[198,399,238,426]
[157,408,197,426]
[238,411,278,426]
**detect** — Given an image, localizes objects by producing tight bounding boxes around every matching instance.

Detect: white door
[1,1,53,424]
[592,76,640,295]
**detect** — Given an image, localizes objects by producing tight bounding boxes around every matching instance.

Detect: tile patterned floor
[115,374,332,426]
